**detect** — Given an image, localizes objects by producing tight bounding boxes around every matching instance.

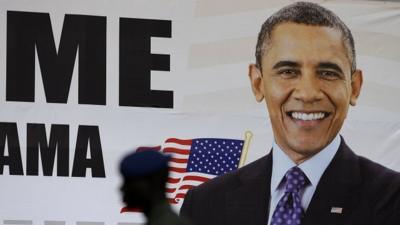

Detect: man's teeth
[291,112,326,121]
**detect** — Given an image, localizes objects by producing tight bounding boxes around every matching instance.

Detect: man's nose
[293,72,323,103]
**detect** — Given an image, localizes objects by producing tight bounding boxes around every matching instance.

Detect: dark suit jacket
[180,138,400,225]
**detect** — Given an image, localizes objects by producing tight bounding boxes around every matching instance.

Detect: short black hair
[255,2,356,73]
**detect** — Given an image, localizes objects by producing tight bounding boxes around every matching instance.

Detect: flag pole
[238,131,253,168]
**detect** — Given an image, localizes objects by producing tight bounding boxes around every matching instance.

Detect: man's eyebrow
[272,61,300,69]
[317,62,344,74]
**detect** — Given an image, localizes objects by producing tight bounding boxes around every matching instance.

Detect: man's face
[249,22,362,163]
[121,178,151,208]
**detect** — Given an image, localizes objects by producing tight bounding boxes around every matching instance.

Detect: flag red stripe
[166,188,176,193]
[165,138,193,145]
[183,175,210,182]
[169,167,186,173]
[178,185,194,190]
[167,177,181,183]
[169,158,188,163]
[120,207,141,213]
[164,147,190,155]
[167,198,177,204]
[175,193,187,199]
[135,146,161,152]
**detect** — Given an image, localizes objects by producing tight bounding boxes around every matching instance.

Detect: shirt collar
[270,134,341,192]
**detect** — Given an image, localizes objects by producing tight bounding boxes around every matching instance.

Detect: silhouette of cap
[120,148,170,177]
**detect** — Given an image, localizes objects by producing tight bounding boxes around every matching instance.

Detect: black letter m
[6,11,106,105]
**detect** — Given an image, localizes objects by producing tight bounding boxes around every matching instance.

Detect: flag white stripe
[163,142,192,149]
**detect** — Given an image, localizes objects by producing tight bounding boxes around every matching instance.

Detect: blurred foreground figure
[120,149,191,225]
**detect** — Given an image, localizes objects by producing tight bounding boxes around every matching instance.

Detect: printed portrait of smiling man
[180,2,400,225]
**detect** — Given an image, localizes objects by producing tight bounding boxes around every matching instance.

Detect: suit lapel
[302,138,361,225]
[225,153,272,225]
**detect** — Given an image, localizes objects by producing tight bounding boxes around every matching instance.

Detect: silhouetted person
[120,149,191,225]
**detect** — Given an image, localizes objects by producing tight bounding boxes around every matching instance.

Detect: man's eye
[278,69,298,78]
[319,70,340,80]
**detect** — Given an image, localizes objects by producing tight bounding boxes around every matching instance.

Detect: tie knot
[284,166,308,193]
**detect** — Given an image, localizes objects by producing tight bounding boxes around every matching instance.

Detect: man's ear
[350,69,363,106]
[248,64,264,102]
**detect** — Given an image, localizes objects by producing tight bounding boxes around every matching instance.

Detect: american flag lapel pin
[330,207,343,214]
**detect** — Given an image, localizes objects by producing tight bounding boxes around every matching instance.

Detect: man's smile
[285,110,332,129]
[286,111,330,121]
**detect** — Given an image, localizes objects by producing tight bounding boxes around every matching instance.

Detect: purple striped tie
[270,167,309,225]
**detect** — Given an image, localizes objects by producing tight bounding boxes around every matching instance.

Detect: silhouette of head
[120,149,170,212]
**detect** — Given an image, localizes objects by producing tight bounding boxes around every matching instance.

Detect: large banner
[1,0,400,224]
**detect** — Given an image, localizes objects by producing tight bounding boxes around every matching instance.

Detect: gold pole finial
[238,131,253,168]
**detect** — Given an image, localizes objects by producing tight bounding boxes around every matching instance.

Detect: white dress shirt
[267,135,341,225]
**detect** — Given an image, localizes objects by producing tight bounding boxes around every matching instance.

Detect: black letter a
[72,125,105,178]
[0,122,23,175]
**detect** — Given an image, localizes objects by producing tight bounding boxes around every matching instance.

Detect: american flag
[162,137,244,204]
[120,137,244,213]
